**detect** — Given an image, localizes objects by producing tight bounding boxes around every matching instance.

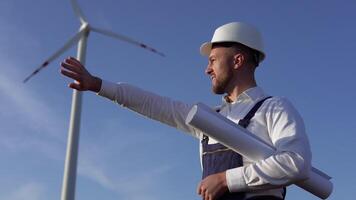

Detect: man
[60,22,311,200]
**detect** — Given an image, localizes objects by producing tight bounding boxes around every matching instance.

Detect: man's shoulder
[262,96,299,113]
[264,95,292,104]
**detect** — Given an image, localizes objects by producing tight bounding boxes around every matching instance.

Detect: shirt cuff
[226,167,248,192]
[97,80,120,100]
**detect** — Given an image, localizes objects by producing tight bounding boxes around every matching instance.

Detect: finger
[61,61,83,74]
[201,187,207,199]
[197,182,202,195]
[68,56,83,67]
[204,190,209,200]
[200,191,205,200]
[68,82,82,91]
[60,68,82,82]
[65,58,83,68]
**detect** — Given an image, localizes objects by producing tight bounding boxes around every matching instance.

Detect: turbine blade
[91,27,165,57]
[70,0,87,24]
[23,29,85,83]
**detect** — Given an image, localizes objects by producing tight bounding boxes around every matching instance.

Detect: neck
[225,75,257,103]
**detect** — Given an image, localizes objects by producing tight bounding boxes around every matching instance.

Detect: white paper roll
[185,103,333,199]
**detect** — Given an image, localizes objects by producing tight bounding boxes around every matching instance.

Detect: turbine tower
[23,1,164,200]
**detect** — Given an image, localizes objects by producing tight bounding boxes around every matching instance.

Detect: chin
[211,76,230,95]
[212,86,225,95]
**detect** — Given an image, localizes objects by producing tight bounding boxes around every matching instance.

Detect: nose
[205,64,212,75]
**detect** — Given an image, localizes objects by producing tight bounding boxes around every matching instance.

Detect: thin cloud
[0,59,67,164]
[78,154,173,200]
[77,119,177,199]
[0,70,65,141]
[0,182,46,200]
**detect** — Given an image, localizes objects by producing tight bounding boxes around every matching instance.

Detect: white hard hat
[200,22,265,63]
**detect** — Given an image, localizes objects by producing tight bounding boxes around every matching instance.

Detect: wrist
[91,76,102,93]
[220,171,228,190]
[226,167,247,192]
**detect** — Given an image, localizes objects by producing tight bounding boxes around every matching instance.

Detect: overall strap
[237,96,287,200]
[238,96,272,128]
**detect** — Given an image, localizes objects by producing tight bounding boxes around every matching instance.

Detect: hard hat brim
[200,42,212,56]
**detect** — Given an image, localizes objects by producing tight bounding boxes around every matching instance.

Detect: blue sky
[1,0,355,199]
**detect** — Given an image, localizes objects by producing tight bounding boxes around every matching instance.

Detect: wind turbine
[23,1,164,200]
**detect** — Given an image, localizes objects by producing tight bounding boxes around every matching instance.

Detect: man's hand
[60,57,102,92]
[197,171,228,200]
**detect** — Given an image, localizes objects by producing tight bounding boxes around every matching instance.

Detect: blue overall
[201,97,275,200]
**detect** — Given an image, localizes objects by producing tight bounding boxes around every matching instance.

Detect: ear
[233,53,244,70]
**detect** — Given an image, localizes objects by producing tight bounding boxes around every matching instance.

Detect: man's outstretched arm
[60,57,200,138]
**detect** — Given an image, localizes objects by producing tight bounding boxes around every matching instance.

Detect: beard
[211,72,232,94]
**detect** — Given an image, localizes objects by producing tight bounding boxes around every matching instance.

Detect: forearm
[226,150,311,192]
[227,97,312,192]
[97,80,200,138]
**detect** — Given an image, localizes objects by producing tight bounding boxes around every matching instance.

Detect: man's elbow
[287,152,311,182]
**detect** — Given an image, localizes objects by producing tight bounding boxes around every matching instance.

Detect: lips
[211,76,216,85]
[210,74,216,80]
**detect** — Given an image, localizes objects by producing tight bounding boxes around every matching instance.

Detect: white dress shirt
[98,80,312,199]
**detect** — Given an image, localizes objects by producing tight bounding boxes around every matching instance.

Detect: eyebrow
[209,54,216,59]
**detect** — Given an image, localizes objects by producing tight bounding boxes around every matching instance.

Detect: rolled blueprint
[185,103,333,199]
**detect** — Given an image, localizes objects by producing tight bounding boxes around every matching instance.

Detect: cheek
[215,63,229,77]
[213,62,223,74]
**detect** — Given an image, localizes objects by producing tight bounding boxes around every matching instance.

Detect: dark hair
[212,42,260,67]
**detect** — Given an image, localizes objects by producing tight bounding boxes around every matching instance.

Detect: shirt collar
[222,86,267,105]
